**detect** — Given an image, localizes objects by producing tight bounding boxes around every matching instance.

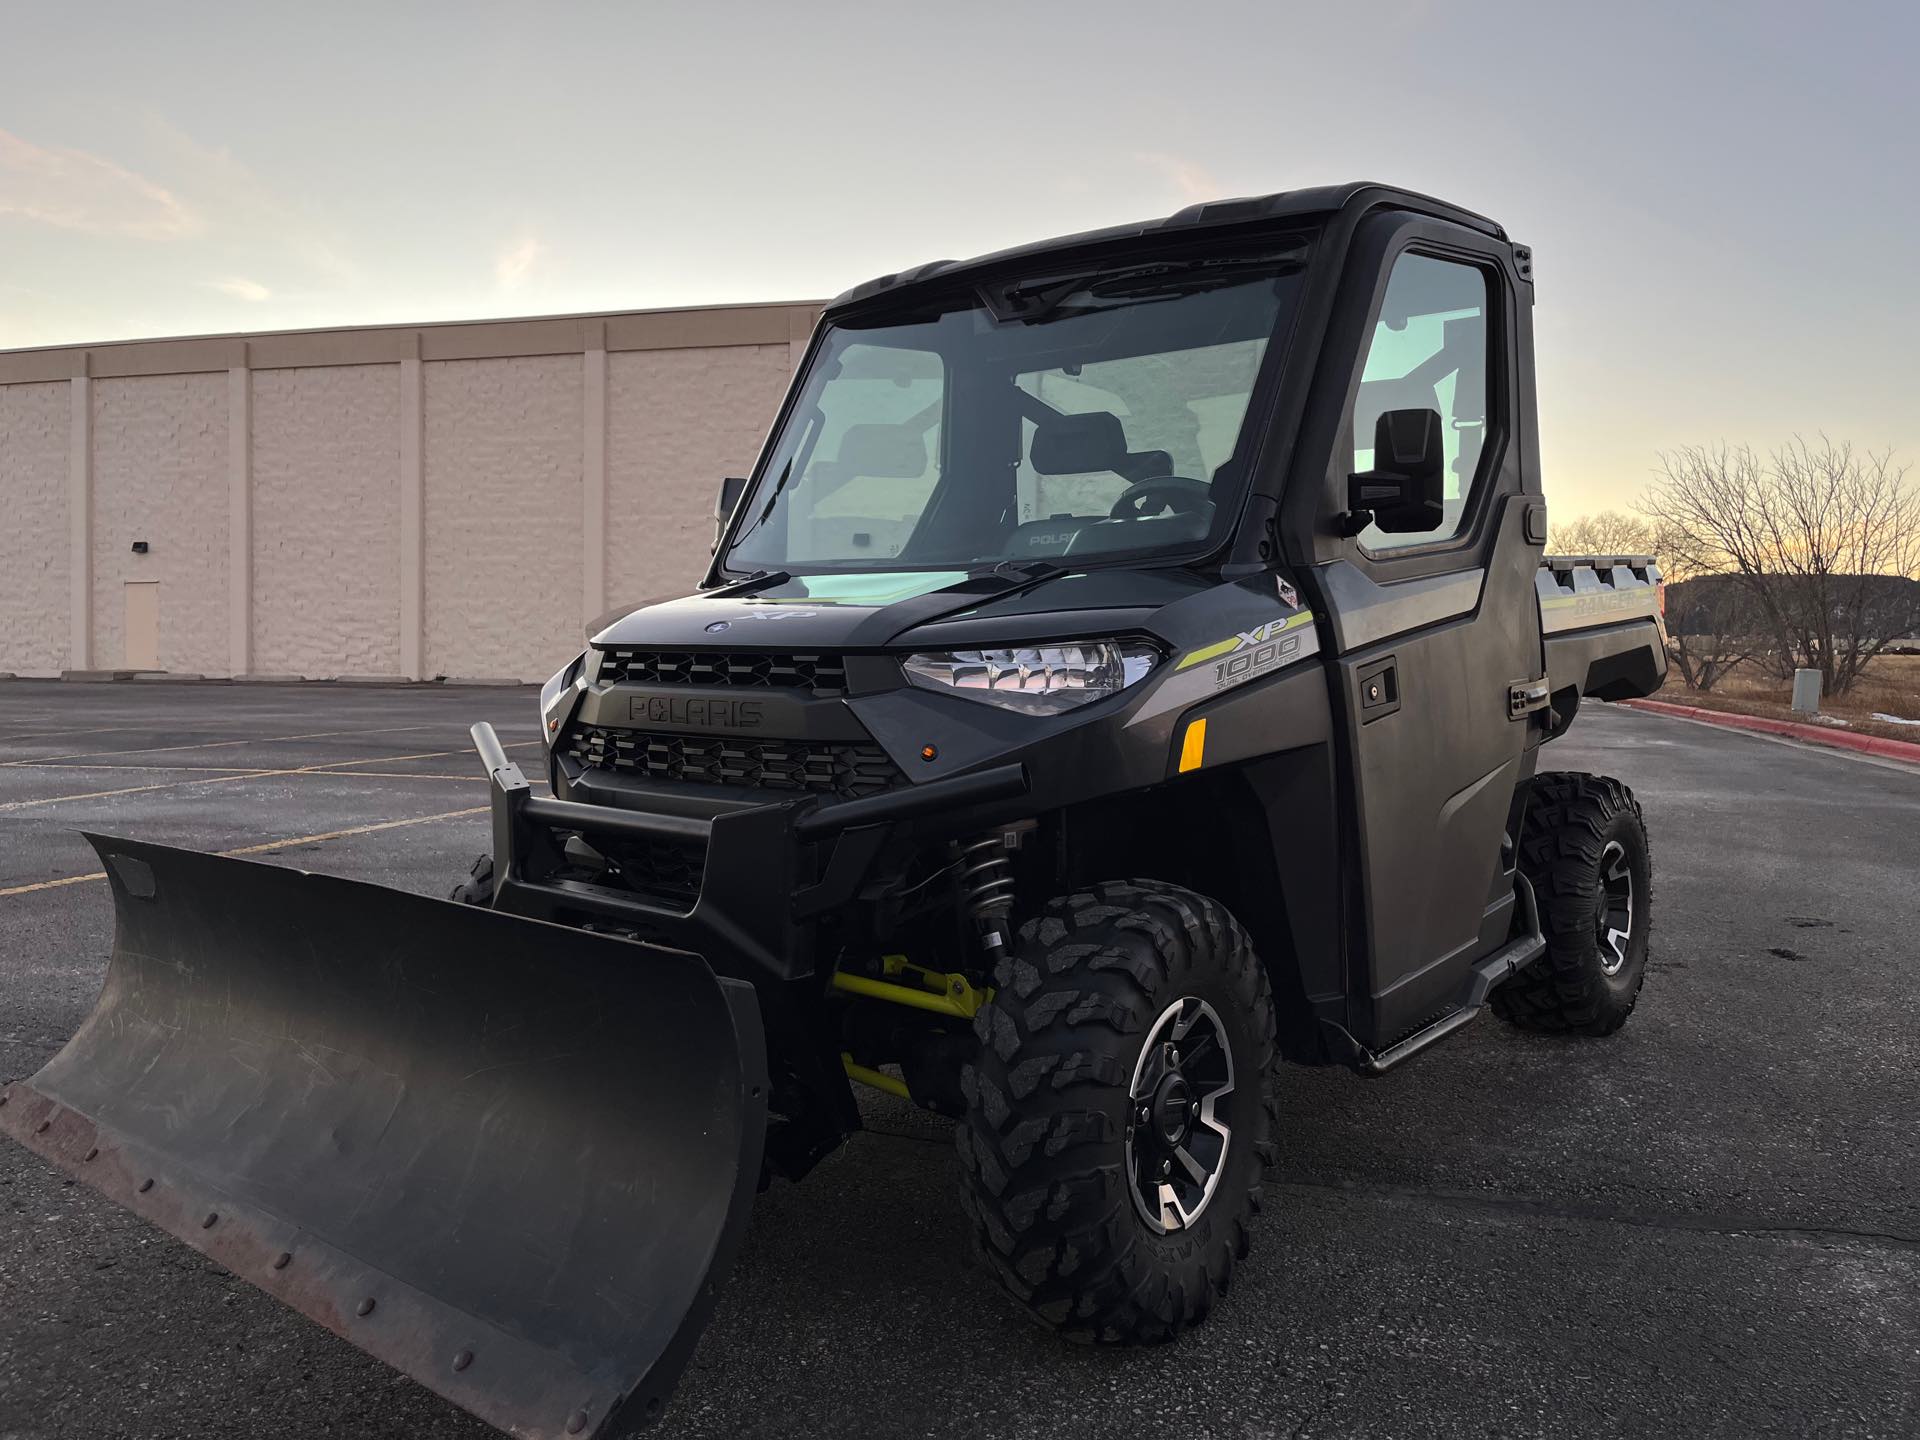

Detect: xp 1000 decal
[1175,610,1317,689]
[1124,608,1322,733]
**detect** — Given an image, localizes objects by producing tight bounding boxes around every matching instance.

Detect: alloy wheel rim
[1597,840,1634,976]
[1124,996,1234,1234]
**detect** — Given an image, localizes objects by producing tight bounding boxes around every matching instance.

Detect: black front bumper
[471,722,1027,986]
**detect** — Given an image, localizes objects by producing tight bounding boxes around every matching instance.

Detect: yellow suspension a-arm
[831,957,990,1100]
[838,1055,911,1101]
[829,969,987,1021]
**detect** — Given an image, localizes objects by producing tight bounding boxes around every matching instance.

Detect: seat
[1029,410,1171,484]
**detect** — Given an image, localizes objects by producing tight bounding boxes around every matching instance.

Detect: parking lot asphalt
[1,680,1916,1439]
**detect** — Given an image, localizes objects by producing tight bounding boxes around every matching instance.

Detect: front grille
[597,649,848,695]
[596,834,705,911]
[566,726,902,800]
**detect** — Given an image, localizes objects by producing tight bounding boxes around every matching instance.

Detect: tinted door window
[1351,254,1491,552]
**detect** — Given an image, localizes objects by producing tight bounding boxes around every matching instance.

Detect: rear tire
[449,853,495,907]
[956,881,1279,1343]
[1492,772,1650,1036]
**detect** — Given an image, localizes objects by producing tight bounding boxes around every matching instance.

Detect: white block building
[0,302,820,682]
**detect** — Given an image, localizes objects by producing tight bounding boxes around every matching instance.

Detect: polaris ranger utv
[3,183,1666,1439]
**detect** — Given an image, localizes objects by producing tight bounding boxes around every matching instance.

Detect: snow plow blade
[0,833,767,1439]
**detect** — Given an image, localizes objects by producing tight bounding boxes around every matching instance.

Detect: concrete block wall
[0,302,820,681]
[423,355,583,682]
[0,381,70,675]
[90,374,230,675]
[605,344,792,610]
[250,364,403,678]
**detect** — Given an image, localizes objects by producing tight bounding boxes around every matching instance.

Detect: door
[124,581,160,671]
[1319,244,1544,1047]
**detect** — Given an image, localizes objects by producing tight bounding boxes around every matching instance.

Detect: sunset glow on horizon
[3,0,1914,521]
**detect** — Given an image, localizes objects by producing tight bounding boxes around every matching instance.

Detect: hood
[590,568,1209,652]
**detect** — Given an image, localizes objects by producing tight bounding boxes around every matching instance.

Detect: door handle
[1357,656,1400,722]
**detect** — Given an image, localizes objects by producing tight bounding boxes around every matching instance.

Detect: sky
[2,0,1915,520]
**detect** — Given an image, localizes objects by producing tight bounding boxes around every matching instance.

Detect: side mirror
[1343,409,1446,536]
[713,476,749,553]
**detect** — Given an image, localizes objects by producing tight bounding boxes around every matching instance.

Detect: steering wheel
[1108,475,1213,520]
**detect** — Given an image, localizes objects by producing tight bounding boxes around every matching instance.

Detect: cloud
[201,276,271,301]
[143,117,361,287]
[0,129,202,239]
[495,235,543,290]
[1135,152,1226,203]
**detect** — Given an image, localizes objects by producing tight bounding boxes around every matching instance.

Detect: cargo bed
[1538,554,1667,703]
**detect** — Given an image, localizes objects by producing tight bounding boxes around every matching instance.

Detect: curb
[1620,698,1920,764]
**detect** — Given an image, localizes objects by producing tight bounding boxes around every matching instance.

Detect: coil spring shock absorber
[959,830,1017,961]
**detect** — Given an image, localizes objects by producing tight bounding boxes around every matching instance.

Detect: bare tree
[1550,509,1657,557]
[1641,437,1920,695]
[1658,571,1760,691]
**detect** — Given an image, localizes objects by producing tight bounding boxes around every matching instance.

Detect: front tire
[1492,772,1651,1035]
[956,882,1279,1343]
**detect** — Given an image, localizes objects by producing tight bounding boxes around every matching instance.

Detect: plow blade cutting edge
[0,833,768,1439]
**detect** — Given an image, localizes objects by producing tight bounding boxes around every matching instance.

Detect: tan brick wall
[252,365,403,677]
[605,344,790,607]
[423,355,583,680]
[90,374,229,674]
[0,381,70,675]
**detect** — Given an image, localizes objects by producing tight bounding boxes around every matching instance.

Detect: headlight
[901,641,1159,716]
[539,652,587,742]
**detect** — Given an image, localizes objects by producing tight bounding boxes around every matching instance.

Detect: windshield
[721,236,1312,575]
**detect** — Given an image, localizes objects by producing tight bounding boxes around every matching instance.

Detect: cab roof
[827,181,1505,313]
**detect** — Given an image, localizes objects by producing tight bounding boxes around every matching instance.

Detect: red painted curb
[1620,698,1920,763]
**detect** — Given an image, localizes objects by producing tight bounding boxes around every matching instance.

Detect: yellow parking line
[3,764,498,784]
[0,723,187,744]
[0,871,107,898]
[1,723,453,768]
[0,762,277,774]
[219,808,490,856]
[0,741,539,812]
[315,770,494,783]
[309,745,514,769]
[0,806,491,898]
[0,781,205,812]
[3,752,533,776]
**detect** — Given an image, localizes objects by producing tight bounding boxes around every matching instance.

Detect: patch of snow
[1871,712,1920,726]
[1800,712,1850,727]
